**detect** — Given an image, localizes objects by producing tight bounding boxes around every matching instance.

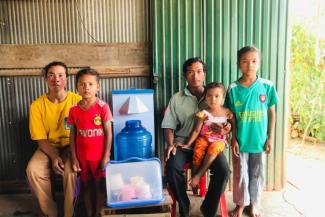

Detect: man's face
[184,62,206,88]
[46,65,67,92]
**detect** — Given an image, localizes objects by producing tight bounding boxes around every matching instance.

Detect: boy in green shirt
[226,46,278,217]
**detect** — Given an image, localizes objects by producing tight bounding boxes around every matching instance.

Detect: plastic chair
[167,162,228,217]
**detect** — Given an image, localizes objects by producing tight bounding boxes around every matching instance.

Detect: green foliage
[290,24,325,141]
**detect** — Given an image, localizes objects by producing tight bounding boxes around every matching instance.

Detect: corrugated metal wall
[0,0,150,44]
[0,0,151,182]
[153,0,289,190]
[0,75,150,181]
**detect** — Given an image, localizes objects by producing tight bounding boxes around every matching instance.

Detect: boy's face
[46,65,67,92]
[205,87,224,109]
[238,51,260,77]
[185,62,206,89]
[77,74,99,99]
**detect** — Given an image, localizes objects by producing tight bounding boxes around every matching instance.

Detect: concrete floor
[0,189,308,217]
[1,140,324,217]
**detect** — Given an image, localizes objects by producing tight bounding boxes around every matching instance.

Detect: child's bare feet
[249,204,261,217]
[192,186,199,195]
[230,205,244,217]
[189,175,200,188]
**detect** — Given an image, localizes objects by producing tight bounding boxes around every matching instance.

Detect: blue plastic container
[116,120,152,160]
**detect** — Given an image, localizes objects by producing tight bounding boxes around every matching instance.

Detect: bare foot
[192,186,199,196]
[249,204,261,217]
[189,175,200,188]
[230,205,244,217]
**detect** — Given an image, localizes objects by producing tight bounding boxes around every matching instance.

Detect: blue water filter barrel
[116,120,152,160]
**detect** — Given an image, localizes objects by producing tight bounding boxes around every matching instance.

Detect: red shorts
[78,159,105,182]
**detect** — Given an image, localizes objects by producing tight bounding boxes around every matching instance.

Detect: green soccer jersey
[226,77,279,153]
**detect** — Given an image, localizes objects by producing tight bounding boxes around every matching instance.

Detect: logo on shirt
[94,115,102,126]
[235,101,242,107]
[239,110,263,122]
[64,117,69,130]
[259,94,266,103]
[78,128,104,137]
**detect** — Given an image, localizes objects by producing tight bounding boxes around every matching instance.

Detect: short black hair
[237,45,261,63]
[205,82,225,96]
[75,68,99,86]
[42,61,68,78]
[182,57,207,75]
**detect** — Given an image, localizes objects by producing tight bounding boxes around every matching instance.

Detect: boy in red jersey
[68,68,113,217]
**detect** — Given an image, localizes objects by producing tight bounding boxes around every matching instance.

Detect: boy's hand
[100,156,110,171]
[71,157,81,173]
[264,138,272,154]
[231,139,240,157]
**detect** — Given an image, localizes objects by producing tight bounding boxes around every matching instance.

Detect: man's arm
[37,140,64,176]
[165,128,177,160]
[180,118,204,148]
[69,128,81,173]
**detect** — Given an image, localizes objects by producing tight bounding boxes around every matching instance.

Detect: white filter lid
[119,95,149,115]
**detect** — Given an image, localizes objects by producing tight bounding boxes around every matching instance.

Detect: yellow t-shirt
[29,91,81,148]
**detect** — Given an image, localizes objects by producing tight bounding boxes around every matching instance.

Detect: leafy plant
[290,24,325,142]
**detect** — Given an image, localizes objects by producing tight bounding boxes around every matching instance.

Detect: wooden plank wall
[0,43,151,77]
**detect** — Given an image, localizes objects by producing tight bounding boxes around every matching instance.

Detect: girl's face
[205,87,224,109]
[238,51,260,77]
[46,65,67,92]
[77,74,99,100]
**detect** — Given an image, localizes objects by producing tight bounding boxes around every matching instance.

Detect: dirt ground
[287,138,325,162]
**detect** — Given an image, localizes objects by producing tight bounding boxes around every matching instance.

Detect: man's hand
[176,143,191,149]
[52,156,65,176]
[165,145,177,161]
[231,138,240,158]
[264,138,272,154]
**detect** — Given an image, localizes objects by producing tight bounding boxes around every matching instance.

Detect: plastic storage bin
[105,157,164,208]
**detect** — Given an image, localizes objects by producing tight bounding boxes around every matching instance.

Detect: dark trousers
[166,148,230,217]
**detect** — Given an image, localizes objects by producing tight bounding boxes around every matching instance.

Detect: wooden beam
[0,65,150,77]
[0,43,150,69]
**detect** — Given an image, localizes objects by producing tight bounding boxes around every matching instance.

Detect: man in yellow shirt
[26,61,81,217]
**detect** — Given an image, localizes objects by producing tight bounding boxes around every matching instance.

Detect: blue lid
[106,197,165,208]
[125,120,141,128]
